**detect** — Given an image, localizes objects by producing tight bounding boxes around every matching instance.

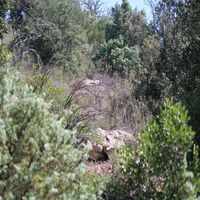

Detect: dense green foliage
[94,0,148,77]
[3,0,92,76]
[107,100,197,199]
[1,0,200,199]
[94,37,141,77]
[0,70,103,199]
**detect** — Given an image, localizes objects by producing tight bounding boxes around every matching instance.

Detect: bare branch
[80,0,104,17]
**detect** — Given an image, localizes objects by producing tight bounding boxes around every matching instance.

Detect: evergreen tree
[106,0,132,45]
[94,0,146,77]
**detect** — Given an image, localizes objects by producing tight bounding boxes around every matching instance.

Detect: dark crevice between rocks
[88,152,109,162]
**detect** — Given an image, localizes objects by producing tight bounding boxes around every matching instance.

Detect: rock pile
[87,128,134,161]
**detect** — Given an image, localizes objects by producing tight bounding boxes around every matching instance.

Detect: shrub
[102,176,131,200]
[0,69,103,199]
[0,44,11,66]
[0,18,7,39]
[111,99,197,199]
[94,37,141,77]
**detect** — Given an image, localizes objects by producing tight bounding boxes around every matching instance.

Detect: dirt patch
[85,160,114,175]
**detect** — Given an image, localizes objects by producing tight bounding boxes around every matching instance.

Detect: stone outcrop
[88,128,134,161]
[82,79,101,87]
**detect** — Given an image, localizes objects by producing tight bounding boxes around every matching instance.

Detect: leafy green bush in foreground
[0,69,103,199]
[107,99,197,200]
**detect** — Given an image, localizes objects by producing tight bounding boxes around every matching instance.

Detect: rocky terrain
[71,76,147,174]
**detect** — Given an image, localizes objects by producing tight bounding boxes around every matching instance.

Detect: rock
[82,79,101,87]
[88,128,134,161]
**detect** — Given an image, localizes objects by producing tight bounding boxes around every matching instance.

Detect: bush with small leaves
[0,69,103,199]
[94,37,141,77]
[112,99,197,199]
